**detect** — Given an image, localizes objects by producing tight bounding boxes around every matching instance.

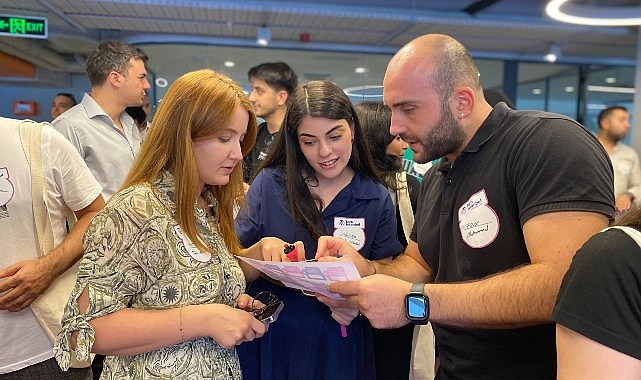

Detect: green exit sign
[0,14,48,39]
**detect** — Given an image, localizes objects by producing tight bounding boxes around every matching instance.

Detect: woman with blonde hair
[54,69,265,379]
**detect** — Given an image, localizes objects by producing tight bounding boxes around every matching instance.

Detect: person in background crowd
[125,93,151,135]
[142,91,151,119]
[354,101,432,380]
[53,41,150,378]
[553,206,641,379]
[316,33,614,380]
[596,105,641,213]
[53,40,150,201]
[355,101,420,246]
[243,62,298,185]
[54,69,266,379]
[236,80,402,380]
[51,93,77,120]
[402,146,432,181]
[0,116,104,379]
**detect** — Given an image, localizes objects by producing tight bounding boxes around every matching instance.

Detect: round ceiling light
[546,0,641,26]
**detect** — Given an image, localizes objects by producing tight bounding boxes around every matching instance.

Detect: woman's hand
[315,236,374,277]
[316,294,360,325]
[259,237,305,262]
[238,238,305,281]
[236,293,255,311]
[200,303,267,349]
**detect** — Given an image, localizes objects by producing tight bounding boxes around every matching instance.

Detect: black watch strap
[406,282,429,324]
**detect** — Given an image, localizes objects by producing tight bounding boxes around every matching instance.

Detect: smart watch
[405,283,430,324]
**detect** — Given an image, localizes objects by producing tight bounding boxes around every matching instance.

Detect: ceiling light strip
[546,0,641,26]
[587,85,635,94]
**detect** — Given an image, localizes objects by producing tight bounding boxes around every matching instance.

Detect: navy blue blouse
[235,166,402,380]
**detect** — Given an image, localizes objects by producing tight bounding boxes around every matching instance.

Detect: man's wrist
[38,248,66,277]
[366,259,377,276]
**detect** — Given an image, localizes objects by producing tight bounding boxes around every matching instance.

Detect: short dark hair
[86,40,148,86]
[55,92,77,105]
[248,62,298,95]
[598,106,628,129]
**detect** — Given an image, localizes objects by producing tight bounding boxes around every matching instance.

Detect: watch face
[407,295,428,318]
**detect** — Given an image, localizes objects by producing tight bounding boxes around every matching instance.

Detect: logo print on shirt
[458,189,499,248]
[0,167,15,206]
[334,217,366,251]
[173,224,212,263]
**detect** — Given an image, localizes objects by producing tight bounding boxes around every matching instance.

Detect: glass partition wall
[127,44,639,132]
[0,43,634,126]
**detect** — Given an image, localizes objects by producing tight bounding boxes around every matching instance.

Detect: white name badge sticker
[173,224,212,262]
[334,217,366,251]
[458,189,500,248]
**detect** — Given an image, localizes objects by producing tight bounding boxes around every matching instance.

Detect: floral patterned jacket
[54,171,246,379]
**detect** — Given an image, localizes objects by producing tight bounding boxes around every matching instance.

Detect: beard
[609,130,627,143]
[408,106,466,164]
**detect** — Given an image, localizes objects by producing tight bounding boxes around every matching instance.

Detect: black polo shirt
[411,103,614,379]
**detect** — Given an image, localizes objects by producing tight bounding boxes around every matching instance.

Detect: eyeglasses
[251,291,284,324]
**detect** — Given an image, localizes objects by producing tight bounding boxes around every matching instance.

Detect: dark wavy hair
[260,80,380,239]
[354,101,401,190]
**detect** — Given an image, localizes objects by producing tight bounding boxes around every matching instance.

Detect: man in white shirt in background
[596,105,641,213]
[52,39,150,380]
[53,40,151,201]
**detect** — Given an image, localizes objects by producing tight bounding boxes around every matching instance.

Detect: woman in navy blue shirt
[235,80,403,380]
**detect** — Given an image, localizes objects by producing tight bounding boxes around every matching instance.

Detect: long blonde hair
[122,69,257,254]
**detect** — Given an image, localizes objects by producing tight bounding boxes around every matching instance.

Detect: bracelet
[179,306,185,343]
